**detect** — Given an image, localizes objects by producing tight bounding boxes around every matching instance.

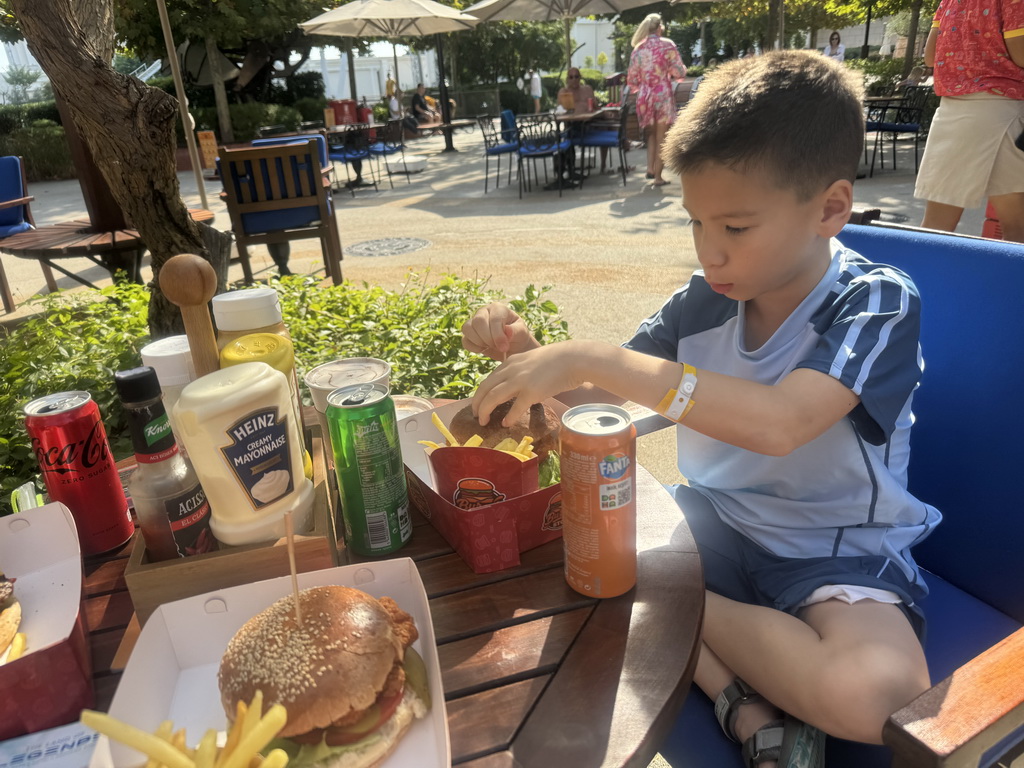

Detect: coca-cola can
[24,391,134,555]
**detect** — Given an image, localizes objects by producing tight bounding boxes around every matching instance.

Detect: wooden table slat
[417,541,564,598]
[459,751,517,768]
[82,557,130,596]
[429,567,595,644]
[83,590,136,634]
[446,676,550,765]
[440,607,591,699]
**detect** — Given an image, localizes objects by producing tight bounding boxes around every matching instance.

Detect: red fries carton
[399,400,564,574]
[0,503,93,742]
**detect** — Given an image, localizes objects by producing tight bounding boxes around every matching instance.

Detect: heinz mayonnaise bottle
[173,362,314,545]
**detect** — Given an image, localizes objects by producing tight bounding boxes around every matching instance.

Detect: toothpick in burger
[218,585,430,768]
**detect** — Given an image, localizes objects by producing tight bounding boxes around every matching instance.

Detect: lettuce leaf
[539,452,560,488]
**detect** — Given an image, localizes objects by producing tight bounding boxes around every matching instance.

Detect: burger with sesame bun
[218,585,430,768]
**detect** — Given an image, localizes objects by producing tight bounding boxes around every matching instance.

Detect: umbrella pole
[392,42,400,90]
[435,33,456,152]
[565,18,571,68]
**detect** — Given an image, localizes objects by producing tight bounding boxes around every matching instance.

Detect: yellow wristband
[657,363,698,422]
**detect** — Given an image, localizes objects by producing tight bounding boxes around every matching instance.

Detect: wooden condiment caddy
[123,254,338,626]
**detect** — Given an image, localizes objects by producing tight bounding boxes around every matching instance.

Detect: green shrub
[293,96,329,122]
[24,101,62,125]
[192,103,303,142]
[0,273,570,515]
[283,72,326,104]
[846,57,914,95]
[0,105,24,136]
[498,83,534,115]
[372,103,390,124]
[0,101,64,136]
[0,122,75,181]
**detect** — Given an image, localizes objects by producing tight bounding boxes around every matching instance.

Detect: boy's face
[680,163,834,309]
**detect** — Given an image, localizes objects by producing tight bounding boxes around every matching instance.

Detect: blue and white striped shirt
[625,239,941,583]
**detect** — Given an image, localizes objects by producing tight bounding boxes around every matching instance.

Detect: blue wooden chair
[659,223,1024,767]
[326,125,379,196]
[478,114,518,194]
[517,118,573,199]
[0,155,56,312]
[368,119,411,188]
[577,104,631,187]
[865,85,934,177]
[218,138,343,285]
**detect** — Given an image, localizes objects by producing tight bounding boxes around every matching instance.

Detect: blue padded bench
[660,223,1024,768]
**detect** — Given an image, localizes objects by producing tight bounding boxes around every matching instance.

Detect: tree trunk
[903,0,924,78]
[12,0,232,339]
[206,35,234,144]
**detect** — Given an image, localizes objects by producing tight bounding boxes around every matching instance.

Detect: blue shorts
[671,484,927,639]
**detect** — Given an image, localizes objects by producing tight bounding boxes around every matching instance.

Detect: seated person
[411,83,438,124]
[389,88,404,119]
[557,67,595,112]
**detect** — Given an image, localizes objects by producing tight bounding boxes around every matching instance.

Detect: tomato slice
[294,684,405,747]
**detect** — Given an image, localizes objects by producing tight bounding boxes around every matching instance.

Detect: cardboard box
[0,503,93,741]
[398,400,563,574]
[88,559,449,768]
[124,434,338,626]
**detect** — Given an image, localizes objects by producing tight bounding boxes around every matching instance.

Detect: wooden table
[0,208,214,290]
[83,462,702,767]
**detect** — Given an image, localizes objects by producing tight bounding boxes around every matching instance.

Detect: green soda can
[326,382,412,556]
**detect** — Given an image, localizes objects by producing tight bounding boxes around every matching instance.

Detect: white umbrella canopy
[300,0,480,38]
[301,0,480,151]
[464,0,657,65]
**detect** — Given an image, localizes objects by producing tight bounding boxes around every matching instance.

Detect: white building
[0,39,48,103]
[569,19,617,72]
[302,46,439,102]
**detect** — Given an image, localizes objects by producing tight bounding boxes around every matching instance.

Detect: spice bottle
[114,366,216,562]
[140,334,196,439]
[172,361,314,545]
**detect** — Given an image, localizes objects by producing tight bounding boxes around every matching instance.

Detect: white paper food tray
[88,559,449,768]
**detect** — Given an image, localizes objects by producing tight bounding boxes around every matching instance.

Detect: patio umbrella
[464,0,658,66]
[301,0,480,151]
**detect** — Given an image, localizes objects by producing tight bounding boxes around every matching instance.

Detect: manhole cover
[347,237,431,258]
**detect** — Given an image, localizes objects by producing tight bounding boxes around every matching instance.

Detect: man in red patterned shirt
[914,0,1024,242]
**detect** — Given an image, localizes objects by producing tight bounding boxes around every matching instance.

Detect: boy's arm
[472,340,859,457]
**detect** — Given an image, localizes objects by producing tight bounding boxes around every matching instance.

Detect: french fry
[241,689,263,739]
[258,750,289,768]
[500,450,531,462]
[143,720,175,768]
[80,710,195,768]
[431,412,459,446]
[515,436,534,455]
[417,440,441,449]
[214,701,248,768]
[7,633,26,662]
[218,704,287,768]
[194,730,218,768]
[493,438,519,452]
[463,434,484,448]
[171,728,191,758]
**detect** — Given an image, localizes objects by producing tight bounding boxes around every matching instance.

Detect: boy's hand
[472,340,593,427]
[461,303,539,361]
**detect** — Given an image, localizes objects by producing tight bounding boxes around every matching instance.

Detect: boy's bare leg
[700,592,930,745]
[921,200,964,232]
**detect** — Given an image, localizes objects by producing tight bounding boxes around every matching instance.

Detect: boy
[461,51,940,768]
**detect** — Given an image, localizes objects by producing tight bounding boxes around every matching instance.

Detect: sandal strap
[714,678,762,742]
[741,719,785,767]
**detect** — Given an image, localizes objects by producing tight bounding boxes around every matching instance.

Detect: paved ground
[0,130,990,768]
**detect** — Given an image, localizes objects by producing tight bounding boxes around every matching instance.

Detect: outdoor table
[83,433,704,767]
[0,208,214,290]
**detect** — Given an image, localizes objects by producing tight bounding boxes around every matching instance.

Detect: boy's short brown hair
[663,50,865,200]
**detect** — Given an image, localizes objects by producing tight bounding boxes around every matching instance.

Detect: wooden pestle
[159,254,220,377]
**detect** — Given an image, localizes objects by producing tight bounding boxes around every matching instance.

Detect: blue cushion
[241,207,321,235]
[0,155,29,231]
[486,142,518,155]
[877,122,919,132]
[580,132,619,148]
[500,110,517,143]
[329,148,369,162]
[659,574,1021,767]
[0,220,31,239]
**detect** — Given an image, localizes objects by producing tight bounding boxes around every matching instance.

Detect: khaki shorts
[915,92,1024,210]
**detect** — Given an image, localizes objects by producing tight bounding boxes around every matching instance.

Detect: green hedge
[0,122,76,181]
[0,101,63,136]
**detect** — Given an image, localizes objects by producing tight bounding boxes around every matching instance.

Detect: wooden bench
[0,209,214,290]
[415,119,477,137]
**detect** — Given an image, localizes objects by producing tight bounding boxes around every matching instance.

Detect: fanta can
[559,404,637,597]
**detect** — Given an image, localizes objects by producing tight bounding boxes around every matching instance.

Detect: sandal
[714,679,825,768]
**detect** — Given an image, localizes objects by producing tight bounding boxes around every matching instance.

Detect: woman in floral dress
[627,13,687,186]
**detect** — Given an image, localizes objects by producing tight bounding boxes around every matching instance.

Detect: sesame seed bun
[218,586,405,739]
[0,598,20,657]
[448,400,559,460]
